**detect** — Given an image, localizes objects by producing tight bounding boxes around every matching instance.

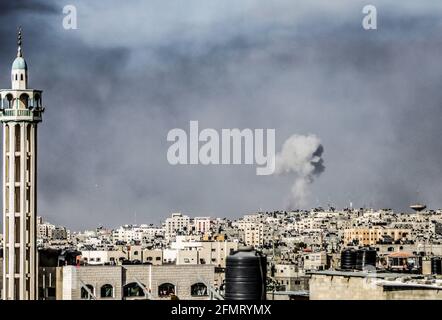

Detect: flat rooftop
[307,270,425,279]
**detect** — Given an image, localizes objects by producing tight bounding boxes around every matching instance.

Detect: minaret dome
[11,27,28,90]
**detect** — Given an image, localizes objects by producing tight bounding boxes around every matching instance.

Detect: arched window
[19,93,29,109]
[6,94,13,108]
[100,284,113,298]
[191,283,208,296]
[34,94,41,108]
[158,283,175,297]
[123,282,144,297]
[20,74,23,81]
[80,284,95,299]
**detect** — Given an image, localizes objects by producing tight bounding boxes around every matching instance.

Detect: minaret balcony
[0,108,43,122]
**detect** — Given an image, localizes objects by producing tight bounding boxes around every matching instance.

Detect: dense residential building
[193,217,211,234]
[2,205,442,300]
[59,264,215,300]
[343,227,411,246]
[164,213,190,240]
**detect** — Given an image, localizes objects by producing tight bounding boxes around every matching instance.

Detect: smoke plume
[275,134,325,209]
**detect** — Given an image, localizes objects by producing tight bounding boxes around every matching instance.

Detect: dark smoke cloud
[0,1,441,230]
[0,0,58,16]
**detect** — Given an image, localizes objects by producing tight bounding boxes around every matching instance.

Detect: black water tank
[431,257,442,275]
[340,248,357,270]
[225,247,266,300]
[38,248,61,267]
[355,248,377,271]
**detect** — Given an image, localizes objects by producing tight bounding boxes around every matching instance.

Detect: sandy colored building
[309,270,442,300]
[344,227,411,246]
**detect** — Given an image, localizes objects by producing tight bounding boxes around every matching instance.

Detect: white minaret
[0,28,44,300]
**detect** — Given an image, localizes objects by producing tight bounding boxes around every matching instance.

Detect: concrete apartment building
[193,217,211,234]
[303,251,328,271]
[78,236,237,268]
[309,270,442,300]
[112,224,164,244]
[166,236,238,267]
[60,264,215,300]
[81,250,127,265]
[244,222,271,248]
[344,227,411,246]
[165,213,190,240]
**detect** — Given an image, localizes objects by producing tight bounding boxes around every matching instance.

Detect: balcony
[0,108,43,122]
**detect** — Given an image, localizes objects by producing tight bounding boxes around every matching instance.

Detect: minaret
[0,28,44,300]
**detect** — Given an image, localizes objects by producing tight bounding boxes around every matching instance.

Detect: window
[15,124,20,151]
[19,93,29,108]
[34,94,41,108]
[158,283,175,297]
[6,94,13,108]
[100,284,113,298]
[191,283,208,296]
[81,285,95,299]
[123,282,144,297]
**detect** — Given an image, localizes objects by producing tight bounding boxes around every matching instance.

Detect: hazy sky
[1,1,442,230]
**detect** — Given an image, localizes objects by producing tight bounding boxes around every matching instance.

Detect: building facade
[165,213,190,240]
[343,227,410,246]
[60,264,215,300]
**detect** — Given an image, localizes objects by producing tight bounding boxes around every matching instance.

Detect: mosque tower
[0,28,44,300]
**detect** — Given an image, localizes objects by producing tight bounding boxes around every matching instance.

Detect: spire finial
[17,26,23,57]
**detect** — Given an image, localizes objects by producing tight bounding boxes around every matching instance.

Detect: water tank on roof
[38,248,61,267]
[340,248,357,270]
[225,246,266,300]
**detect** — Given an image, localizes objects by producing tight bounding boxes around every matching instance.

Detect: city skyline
[1,1,442,231]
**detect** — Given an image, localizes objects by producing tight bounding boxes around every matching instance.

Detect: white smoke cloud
[275,134,325,209]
